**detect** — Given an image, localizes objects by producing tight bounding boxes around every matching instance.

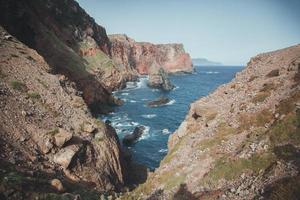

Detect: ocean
[100,66,243,170]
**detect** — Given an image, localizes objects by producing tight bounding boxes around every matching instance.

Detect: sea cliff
[109,34,193,75]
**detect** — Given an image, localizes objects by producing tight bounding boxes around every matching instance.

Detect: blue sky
[77,0,300,65]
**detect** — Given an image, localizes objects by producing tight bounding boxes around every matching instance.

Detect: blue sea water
[101,66,243,169]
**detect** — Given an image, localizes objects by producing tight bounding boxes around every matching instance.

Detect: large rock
[147,67,175,91]
[53,145,80,169]
[54,128,73,148]
[147,97,170,107]
[123,126,145,145]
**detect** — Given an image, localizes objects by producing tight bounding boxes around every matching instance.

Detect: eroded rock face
[109,34,193,75]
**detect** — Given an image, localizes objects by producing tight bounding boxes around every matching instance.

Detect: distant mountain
[192,58,222,66]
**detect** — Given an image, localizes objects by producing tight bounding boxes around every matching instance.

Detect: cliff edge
[109,34,194,75]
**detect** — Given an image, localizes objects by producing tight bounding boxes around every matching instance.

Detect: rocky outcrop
[0,27,127,199]
[147,66,175,90]
[0,0,137,113]
[123,126,145,145]
[147,97,170,107]
[124,44,300,199]
[109,34,193,75]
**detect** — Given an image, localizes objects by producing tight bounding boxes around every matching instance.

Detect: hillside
[0,26,130,199]
[124,44,300,199]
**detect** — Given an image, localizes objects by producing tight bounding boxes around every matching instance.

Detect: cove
[101,66,243,170]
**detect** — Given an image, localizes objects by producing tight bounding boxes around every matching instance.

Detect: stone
[123,126,145,145]
[53,145,80,169]
[50,179,64,192]
[147,97,170,107]
[54,128,73,148]
[147,67,175,91]
[82,123,95,133]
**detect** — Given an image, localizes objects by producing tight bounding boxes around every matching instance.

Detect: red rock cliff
[109,34,193,75]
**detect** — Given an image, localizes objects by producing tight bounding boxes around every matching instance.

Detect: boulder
[147,67,175,91]
[82,123,95,133]
[54,128,73,148]
[53,145,80,169]
[50,179,64,192]
[123,126,145,145]
[147,97,170,107]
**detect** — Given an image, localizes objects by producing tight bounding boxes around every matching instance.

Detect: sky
[76,0,300,65]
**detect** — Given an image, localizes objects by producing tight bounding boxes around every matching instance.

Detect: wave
[130,100,137,103]
[142,114,157,119]
[166,99,176,105]
[199,71,220,74]
[121,92,129,96]
[162,128,170,134]
[158,149,168,153]
[136,76,149,89]
[140,126,150,140]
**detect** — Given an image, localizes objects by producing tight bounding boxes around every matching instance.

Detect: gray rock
[54,128,73,148]
[53,145,80,168]
[123,126,145,145]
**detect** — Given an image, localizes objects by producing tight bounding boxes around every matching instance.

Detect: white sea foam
[166,99,176,105]
[121,93,129,96]
[158,149,168,153]
[200,71,220,74]
[131,122,139,126]
[142,114,157,119]
[162,128,170,134]
[130,100,137,103]
[136,76,149,89]
[140,126,150,140]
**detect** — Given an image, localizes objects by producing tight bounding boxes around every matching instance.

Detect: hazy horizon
[76,0,300,65]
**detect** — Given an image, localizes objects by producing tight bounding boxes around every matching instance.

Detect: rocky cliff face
[0,0,137,113]
[124,44,300,199]
[109,34,193,75]
[0,27,127,199]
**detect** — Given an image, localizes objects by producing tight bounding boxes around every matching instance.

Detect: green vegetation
[157,170,186,190]
[251,91,270,104]
[27,92,41,99]
[10,80,26,91]
[36,78,49,89]
[202,153,275,186]
[269,113,300,146]
[46,128,59,136]
[238,109,273,131]
[197,122,237,151]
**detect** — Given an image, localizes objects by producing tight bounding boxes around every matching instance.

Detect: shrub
[27,92,41,99]
[10,80,26,91]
